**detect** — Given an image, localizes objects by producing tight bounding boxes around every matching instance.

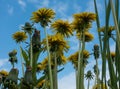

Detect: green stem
[19,44,25,76]
[44,27,53,89]
[77,33,82,89]
[79,32,85,89]
[76,70,78,89]
[29,34,33,67]
[53,53,58,89]
[110,0,120,52]
[12,62,14,68]
[107,39,118,89]
[87,79,90,89]
[95,58,99,84]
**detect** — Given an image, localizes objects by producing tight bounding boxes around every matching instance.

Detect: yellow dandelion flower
[68,50,90,68]
[0,70,9,76]
[73,12,96,22]
[76,32,94,42]
[12,31,27,43]
[41,58,48,65]
[99,26,115,33]
[60,55,67,64]
[36,79,45,88]
[83,50,90,59]
[68,52,78,62]
[108,52,115,62]
[51,19,73,37]
[72,12,96,33]
[68,52,78,68]
[56,55,67,65]
[98,26,115,36]
[31,8,55,27]
[37,64,46,71]
[92,84,108,89]
[71,19,91,33]
[106,52,116,61]
[42,33,69,54]
[40,58,54,69]
[110,52,115,58]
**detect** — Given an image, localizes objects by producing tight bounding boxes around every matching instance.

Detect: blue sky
[0,0,117,89]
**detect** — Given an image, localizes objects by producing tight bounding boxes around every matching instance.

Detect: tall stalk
[78,31,85,89]
[29,34,33,67]
[44,27,53,89]
[107,39,118,89]
[87,79,90,89]
[76,70,78,89]
[95,59,99,84]
[19,45,25,77]
[77,33,82,89]
[110,0,120,88]
[110,0,120,53]
[94,0,106,85]
[94,0,102,51]
[53,53,58,89]
[110,1,120,88]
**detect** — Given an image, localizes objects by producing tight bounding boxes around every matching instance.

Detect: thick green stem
[79,32,85,89]
[110,0,120,52]
[29,34,33,67]
[77,33,82,89]
[44,27,53,89]
[53,53,58,89]
[95,58,99,84]
[107,39,118,89]
[87,79,90,89]
[19,45,25,76]
[76,70,78,89]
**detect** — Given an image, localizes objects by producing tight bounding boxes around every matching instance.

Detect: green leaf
[57,67,64,73]
[32,49,42,83]
[20,46,29,65]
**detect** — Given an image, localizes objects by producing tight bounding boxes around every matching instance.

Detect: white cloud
[33,0,50,8]
[18,0,26,10]
[58,72,76,89]
[58,71,95,89]
[86,0,103,13]
[7,5,14,15]
[46,55,110,89]
[69,36,79,52]
[42,0,49,7]
[53,2,68,18]
[27,0,40,3]
[0,59,8,67]
[73,4,81,13]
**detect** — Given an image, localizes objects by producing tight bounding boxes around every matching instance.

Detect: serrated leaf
[20,46,29,65]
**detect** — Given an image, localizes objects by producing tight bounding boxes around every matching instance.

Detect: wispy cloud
[58,57,110,89]
[58,72,76,89]
[68,35,79,52]
[7,5,14,15]
[73,4,81,13]
[58,71,95,89]
[30,0,49,8]
[27,0,40,3]
[86,0,103,13]
[52,2,68,18]
[18,0,26,10]
[41,0,49,7]
[0,58,8,67]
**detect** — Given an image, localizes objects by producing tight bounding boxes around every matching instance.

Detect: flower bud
[6,68,19,84]
[93,44,99,59]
